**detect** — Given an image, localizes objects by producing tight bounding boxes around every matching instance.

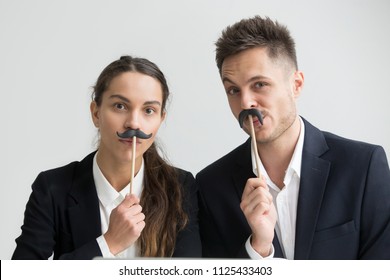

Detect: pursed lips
[249,115,265,128]
[118,138,143,145]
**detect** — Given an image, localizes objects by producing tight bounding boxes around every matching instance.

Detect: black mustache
[116,129,153,139]
[238,109,264,128]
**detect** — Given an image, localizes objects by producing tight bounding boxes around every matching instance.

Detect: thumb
[121,193,140,207]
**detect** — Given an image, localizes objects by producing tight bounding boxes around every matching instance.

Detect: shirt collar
[284,117,305,184]
[251,117,305,188]
[93,152,144,207]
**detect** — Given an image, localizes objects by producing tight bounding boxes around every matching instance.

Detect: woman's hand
[104,194,145,255]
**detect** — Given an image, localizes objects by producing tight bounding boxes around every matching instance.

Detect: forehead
[221,47,288,83]
[105,71,163,101]
[222,48,271,76]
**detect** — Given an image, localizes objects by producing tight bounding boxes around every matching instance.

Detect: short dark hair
[215,16,298,73]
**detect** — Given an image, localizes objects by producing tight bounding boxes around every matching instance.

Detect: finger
[244,200,272,218]
[131,212,145,224]
[249,187,273,205]
[127,204,143,216]
[242,195,271,214]
[242,184,272,207]
[137,221,146,231]
[260,174,268,186]
[241,188,273,212]
[120,194,140,208]
[130,220,146,237]
[242,178,262,197]
[242,178,268,198]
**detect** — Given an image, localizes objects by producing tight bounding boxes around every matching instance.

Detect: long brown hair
[92,55,188,256]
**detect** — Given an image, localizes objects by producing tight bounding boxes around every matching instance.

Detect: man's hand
[240,176,277,257]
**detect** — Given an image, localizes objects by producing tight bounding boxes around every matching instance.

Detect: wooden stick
[130,136,136,194]
[248,115,262,178]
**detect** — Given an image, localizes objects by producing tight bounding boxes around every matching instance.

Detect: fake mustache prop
[238,109,264,128]
[238,109,263,179]
[116,129,152,194]
[116,129,153,139]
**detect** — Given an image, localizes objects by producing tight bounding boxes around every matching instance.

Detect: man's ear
[292,70,304,98]
[90,101,100,128]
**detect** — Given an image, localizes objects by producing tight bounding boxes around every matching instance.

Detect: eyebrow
[109,94,161,106]
[109,94,130,103]
[222,77,235,85]
[144,100,162,107]
[222,75,271,85]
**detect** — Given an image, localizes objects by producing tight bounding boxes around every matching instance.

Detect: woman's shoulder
[39,152,95,177]
[32,152,96,193]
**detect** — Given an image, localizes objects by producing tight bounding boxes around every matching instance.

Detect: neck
[96,149,142,192]
[257,117,301,189]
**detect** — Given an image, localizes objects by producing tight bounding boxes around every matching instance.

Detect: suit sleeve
[172,171,202,257]
[198,184,229,257]
[197,176,250,258]
[12,172,102,260]
[359,146,390,259]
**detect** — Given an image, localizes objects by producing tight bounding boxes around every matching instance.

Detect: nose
[124,111,140,130]
[240,90,257,109]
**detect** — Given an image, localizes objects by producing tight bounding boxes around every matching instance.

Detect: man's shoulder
[320,130,381,156]
[172,166,195,184]
[303,119,385,166]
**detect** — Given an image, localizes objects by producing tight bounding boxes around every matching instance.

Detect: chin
[116,151,132,163]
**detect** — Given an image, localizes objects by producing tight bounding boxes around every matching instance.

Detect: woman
[12,56,201,259]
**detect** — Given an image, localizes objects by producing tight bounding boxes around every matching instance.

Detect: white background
[1,0,389,260]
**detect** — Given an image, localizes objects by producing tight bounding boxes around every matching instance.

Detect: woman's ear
[90,101,100,128]
[161,110,167,122]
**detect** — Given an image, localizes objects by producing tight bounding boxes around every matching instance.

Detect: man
[196,16,390,259]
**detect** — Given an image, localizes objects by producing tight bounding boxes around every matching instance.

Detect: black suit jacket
[197,119,390,259]
[12,152,201,259]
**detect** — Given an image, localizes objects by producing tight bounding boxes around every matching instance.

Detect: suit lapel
[230,139,258,244]
[294,119,330,259]
[233,120,331,259]
[273,235,284,258]
[232,138,254,201]
[67,152,102,249]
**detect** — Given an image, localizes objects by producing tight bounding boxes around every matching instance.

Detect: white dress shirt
[93,152,144,258]
[246,117,305,260]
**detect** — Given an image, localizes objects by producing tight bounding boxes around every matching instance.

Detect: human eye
[145,107,156,115]
[226,87,240,96]
[114,103,126,111]
[254,81,266,89]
